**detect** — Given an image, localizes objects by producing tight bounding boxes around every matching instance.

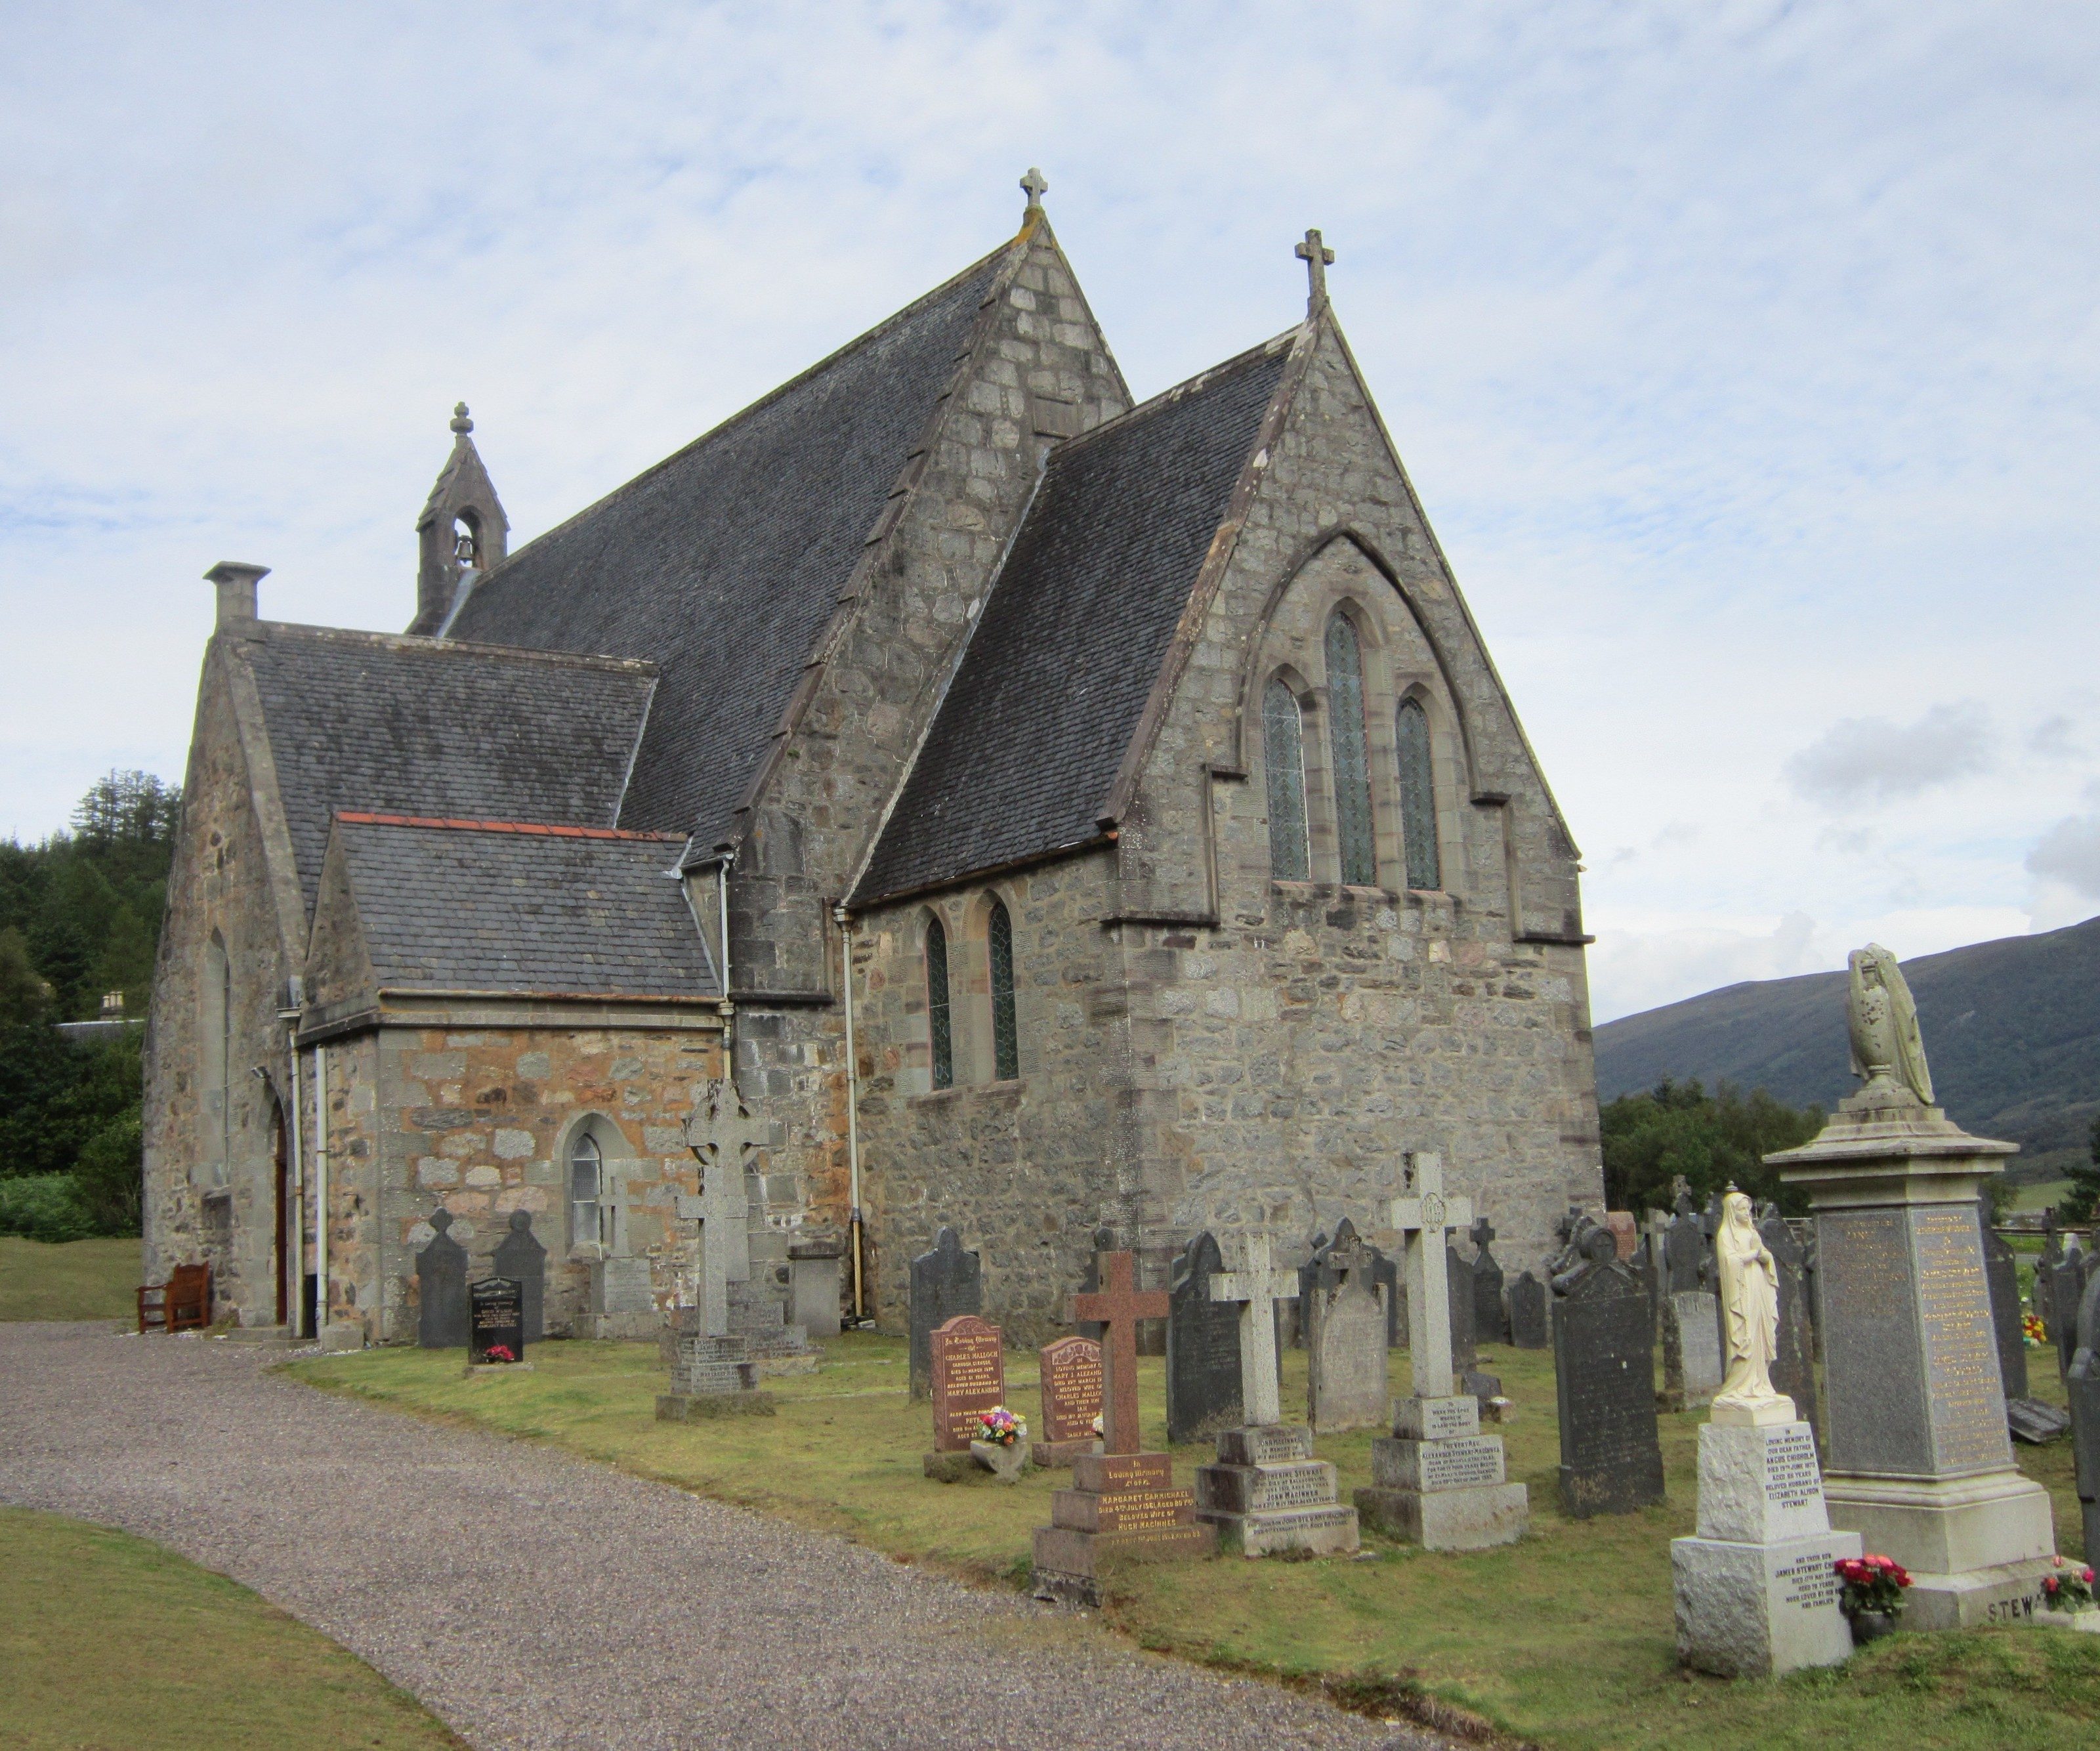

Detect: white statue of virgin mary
[1712,1189,1794,1425]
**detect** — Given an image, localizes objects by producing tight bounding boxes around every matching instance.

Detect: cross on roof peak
[1020,167,1048,213]
[1295,227,1335,314]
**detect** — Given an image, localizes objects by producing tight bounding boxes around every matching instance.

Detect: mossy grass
[0,1506,466,1750]
[287,1332,2099,1750]
[0,1234,140,1321]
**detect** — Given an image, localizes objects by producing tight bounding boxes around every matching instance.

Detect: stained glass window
[925,916,954,1089]
[1396,696,1441,891]
[1263,679,1310,881]
[1325,613,1377,885]
[988,898,1018,1081]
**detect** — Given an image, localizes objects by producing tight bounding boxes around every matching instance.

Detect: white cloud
[1782,702,1994,806]
[2027,814,2100,900]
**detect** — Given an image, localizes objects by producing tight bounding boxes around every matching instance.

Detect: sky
[3,2,2095,1024]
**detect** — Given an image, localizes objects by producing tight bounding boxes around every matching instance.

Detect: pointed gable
[443,247,1017,849]
[854,337,1293,904]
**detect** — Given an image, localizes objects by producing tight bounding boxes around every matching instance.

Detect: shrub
[0,1173,95,1243]
[75,1110,143,1236]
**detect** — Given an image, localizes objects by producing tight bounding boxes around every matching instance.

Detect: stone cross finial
[1020,167,1048,211]
[682,1080,761,1337]
[450,401,473,435]
[1210,1234,1299,1427]
[1070,1250,1167,1454]
[1388,1151,1473,1401]
[1295,228,1335,313]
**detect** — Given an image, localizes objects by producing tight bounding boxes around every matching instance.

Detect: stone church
[142,177,1605,1346]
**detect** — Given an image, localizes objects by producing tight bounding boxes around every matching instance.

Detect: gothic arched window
[988,898,1018,1082]
[1396,696,1441,891]
[925,916,954,1090]
[568,1131,606,1252]
[1263,679,1310,881]
[1324,612,1376,885]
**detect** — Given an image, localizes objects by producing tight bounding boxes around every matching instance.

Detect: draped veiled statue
[1712,1189,1794,1425]
[1846,942,1933,1107]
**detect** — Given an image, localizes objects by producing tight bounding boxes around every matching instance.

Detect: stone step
[1370,1432,1507,1492]
[1050,1483,1200,1534]
[1197,1503,1362,1557]
[1194,1460,1339,1517]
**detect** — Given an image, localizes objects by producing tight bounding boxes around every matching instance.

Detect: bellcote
[410,403,509,637]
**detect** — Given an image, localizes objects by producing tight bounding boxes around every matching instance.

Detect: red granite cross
[1069,1250,1166,1455]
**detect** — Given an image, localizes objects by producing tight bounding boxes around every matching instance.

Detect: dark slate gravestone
[1293,1231,1330,1349]
[1632,1234,1660,1343]
[908,1227,982,1399]
[1369,1242,1401,1349]
[1446,1244,1478,1372]
[1074,1226,1116,1341]
[416,1208,470,1349]
[1663,1192,1704,1296]
[1759,1208,1818,1450]
[2070,1276,2100,1560]
[2055,1256,2086,1392]
[469,1276,524,1365]
[2034,1216,2062,1336]
[1471,1215,1507,1345]
[1978,1205,2028,1404]
[1553,1230,1665,1517]
[1508,1271,1549,1349]
[1166,1231,1242,1444]
[492,1210,547,1343]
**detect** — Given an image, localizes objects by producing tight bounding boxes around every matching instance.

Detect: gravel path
[0,1324,1441,1751]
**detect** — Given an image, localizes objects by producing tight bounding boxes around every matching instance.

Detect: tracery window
[1396,696,1442,891]
[1324,612,1377,885]
[569,1131,606,1252]
[1263,679,1310,881]
[925,916,954,1090]
[988,898,1018,1082]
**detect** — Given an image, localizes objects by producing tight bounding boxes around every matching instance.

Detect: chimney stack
[204,560,270,627]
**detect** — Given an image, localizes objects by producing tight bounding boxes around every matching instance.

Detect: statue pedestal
[1770,1092,2061,1630]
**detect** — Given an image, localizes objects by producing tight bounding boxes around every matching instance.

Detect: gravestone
[1370,1242,1402,1349]
[908,1227,982,1399]
[468,1276,524,1366]
[2070,1275,2100,1561]
[1605,1211,1637,1260]
[1446,1245,1478,1371]
[1038,1335,1103,1466]
[415,1209,470,1348]
[2034,1215,2062,1336]
[491,1210,546,1343]
[1355,1153,1528,1550]
[2055,1255,2086,1391]
[1292,1231,1329,1349]
[1305,1225,1390,1433]
[1633,1234,1661,1342]
[680,1079,759,1341]
[1469,1216,1507,1345]
[1166,1231,1242,1444]
[1664,1192,1704,1295]
[1207,1234,1297,1428]
[1552,1229,1664,1517]
[928,1315,1006,1454]
[1031,1252,1213,1604]
[1759,1208,1818,1450]
[1508,1271,1549,1349]
[1661,1289,1724,1412]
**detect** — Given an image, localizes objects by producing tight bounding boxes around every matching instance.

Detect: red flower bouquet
[2042,1555,2095,1613]
[485,1344,517,1364]
[1836,1553,1911,1617]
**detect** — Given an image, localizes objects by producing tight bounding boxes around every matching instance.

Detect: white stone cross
[1020,166,1048,210]
[1295,227,1335,312]
[1210,1234,1299,1427]
[681,1080,759,1337]
[1388,1151,1473,1401]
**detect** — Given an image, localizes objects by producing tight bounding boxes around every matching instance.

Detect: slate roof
[853,337,1293,904]
[442,246,1012,847]
[331,814,718,998]
[240,626,656,916]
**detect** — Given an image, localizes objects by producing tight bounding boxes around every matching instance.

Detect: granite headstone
[929,1314,1005,1453]
[908,1227,982,1399]
[1508,1271,1549,1349]
[415,1208,469,1348]
[1978,1206,2027,1404]
[1306,1227,1389,1433]
[1038,1334,1104,1461]
[1759,1207,1818,1450]
[1552,1231,1664,1517]
[468,1275,523,1365]
[491,1210,546,1343]
[1166,1231,1242,1444]
[1469,1216,1508,1344]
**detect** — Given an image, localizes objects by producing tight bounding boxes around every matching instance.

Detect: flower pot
[1849,1610,1897,1647]
[970,1438,1030,1483]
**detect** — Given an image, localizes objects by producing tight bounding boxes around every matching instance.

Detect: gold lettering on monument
[1910,1207,2011,1473]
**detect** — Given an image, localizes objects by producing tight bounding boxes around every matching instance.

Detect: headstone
[1195,1422,1361,1558]
[1292,1230,1330,1349]
[1633,1234,1661,1342]
[787,1236,845,1340]
[1508,1271,1549,1349]
[929,1315,1006,1454]
[1370,1242,1402,1349]
[908,1227,982,1399]
[1758,1208,1818,1451]
[2069,1275,2100,1561]
[1305,1225,1389,1433]
[1446,1244,1478,1372]
[1207,1234,1297,1428]
[1032,1252,1213,1604]
[1356,1153,1528,1550]
[415,1209,469,1347]
[1661,1290,1724,1412]
[1037,1335,1104,1466]
[491,1210,546,1342]
[1664,1192,1704,1296]
[1605,1210,1637,1260]
[468,1275,524,1366]
[726,1275,816,1373]
[681,1079,759,1340]
[1166,1232,1242,1444]
[2034,1214,2062,1336]
[2055,1254,2086,1391]
[1469,1216,1507,1344]
[1552,1231,1664,1517]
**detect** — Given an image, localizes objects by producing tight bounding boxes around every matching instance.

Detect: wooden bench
[138,1263,212,1334]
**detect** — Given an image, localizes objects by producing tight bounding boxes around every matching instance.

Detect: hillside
[1593,914,2100,1177]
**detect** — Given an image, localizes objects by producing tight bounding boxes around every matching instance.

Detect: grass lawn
[287,1330,2100,1751]
[0,1236,140,1322]
[0,1506,466,1751]
[2010,1179,2072,1214]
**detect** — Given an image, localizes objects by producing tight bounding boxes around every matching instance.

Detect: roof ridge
[1043,326,1303,463]
[334,811,684,842]
[247,621,658,675]
[467,234,1031,589]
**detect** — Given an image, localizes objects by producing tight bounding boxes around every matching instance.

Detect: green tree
[2061,1114,2100,1225]
[1599,1078,1826,1216]
[74,1109,143,1234]
[0,927,51,1026]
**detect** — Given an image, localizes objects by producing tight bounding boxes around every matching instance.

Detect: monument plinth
[1767,944,2059,1630]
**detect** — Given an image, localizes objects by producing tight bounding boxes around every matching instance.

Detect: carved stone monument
[1037,1335,1104,1466]
[2068,1275,2100,1562]
[908,1227,982,1399]
[1469,1215,1508,1344]
[490,1210,547,1343]
[1508,1271,1549,1349]
[1661,1289,1724,1412]
[1354,1154,1528,1550]
[659,1081,777,1412]
[1767,944,2063,1630]
[1166,1231,1242,1444]
[415,1208,469,1348]
[1553,1229,1664,1517]
[1305,1221,1390,1433]
[1757,1205,1818,1451]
